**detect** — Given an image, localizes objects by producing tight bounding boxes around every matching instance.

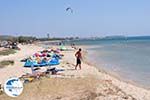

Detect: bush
[0,49,16,56]
[18,36,37,43]
[0,60,14,68]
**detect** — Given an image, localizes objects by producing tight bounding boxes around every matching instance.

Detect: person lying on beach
[75,48,82,70]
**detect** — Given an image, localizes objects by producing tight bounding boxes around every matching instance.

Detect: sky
[0,0,150,38]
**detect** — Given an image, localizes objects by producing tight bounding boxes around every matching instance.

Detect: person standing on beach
[75,48,82,70]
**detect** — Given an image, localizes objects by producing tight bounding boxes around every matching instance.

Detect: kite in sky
[66,7,73,13]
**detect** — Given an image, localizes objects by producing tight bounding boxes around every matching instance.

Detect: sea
[67,36,150,88]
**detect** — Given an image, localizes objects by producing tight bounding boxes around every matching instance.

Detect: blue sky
[0,0,150,37]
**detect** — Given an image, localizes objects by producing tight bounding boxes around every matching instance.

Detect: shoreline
[83,51,150,90]
[79,45,150,90]
[74,45,150,99]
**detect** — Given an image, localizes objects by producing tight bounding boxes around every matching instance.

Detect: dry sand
[0,44,150,100]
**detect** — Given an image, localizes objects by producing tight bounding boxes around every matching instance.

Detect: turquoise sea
[69,36,150,88]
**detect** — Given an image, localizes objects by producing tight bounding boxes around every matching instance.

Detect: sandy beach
[0,44,43,85]
[0,44,150,100]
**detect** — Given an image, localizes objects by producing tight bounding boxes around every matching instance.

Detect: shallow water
[71,38,150,88]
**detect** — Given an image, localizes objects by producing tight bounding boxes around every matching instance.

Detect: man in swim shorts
[75,48,82,70]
